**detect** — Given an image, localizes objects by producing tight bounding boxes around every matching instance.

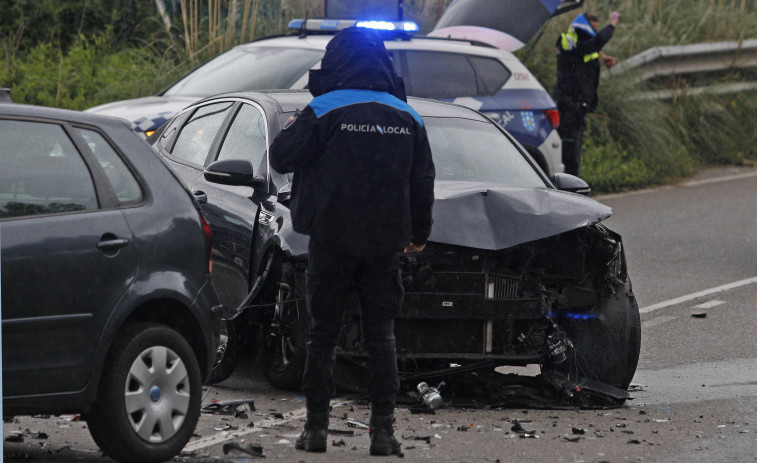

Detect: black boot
[295,406,329,452]
[369,413,401,456]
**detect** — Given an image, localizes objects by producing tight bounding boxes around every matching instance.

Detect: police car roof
[243,33,518,63]
[252,89,491,122]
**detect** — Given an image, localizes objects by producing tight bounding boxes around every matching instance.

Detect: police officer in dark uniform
[269,26,435,455]
[554,11,619,176]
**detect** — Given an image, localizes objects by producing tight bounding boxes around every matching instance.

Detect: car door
[163,100,269,310]
[1,118,138,397]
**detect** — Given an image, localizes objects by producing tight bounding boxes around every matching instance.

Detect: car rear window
[76,128,143,204]
[0,120,98,218]
[391,51,510,98]
[164,47,323,96]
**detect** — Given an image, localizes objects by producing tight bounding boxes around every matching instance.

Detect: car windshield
[163,47,323,96]
[424,117,547,188]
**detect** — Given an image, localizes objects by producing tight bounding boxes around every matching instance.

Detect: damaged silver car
[147,90,640,393]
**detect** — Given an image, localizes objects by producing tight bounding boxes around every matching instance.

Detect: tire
[206,317,241,384]
[261,264,308,391]
[547,280,641,389]
[86,323,202,463]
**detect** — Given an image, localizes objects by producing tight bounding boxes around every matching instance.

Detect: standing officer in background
[554,11,620,176]
[269,26,435,456]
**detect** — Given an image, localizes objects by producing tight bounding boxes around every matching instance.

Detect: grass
[516,0,757,192]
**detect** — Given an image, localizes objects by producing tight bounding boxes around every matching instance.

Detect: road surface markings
[691,299,725,309]
[641,315,677,329]
[639,276,757,314]
[183,400,354,452]
[595,170,757,200]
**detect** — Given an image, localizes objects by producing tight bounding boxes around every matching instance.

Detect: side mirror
[204,159,265,187]
[553,173,591,195]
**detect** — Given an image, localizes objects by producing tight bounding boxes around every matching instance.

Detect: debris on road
[346,419,370,429]
[202,398,256,417]
[416,381,444,410]
[5,433,24,443]
[691,311,707,318]
[222,441,265,458]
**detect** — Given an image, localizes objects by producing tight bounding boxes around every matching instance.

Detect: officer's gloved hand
[609,11,619,27]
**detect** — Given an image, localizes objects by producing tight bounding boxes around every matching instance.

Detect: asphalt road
[5,165,757,463]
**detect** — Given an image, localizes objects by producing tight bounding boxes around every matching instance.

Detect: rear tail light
[200,213,213,274]
[544,109,560,129]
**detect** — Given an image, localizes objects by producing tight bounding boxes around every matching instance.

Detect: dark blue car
[1,98,221,463]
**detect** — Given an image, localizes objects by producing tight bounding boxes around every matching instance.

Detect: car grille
[487,273,519,299]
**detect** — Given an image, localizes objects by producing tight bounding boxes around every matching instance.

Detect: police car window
[217,103,267,169]
[0,120,98,218]
[398,51,478,98]
[172,102,235,166]
[76,128,143,204]
[469,56,511,94]
[164,47,323,96]
[424,117,546,188]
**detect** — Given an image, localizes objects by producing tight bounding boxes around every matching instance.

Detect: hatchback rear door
[1,118,138,397]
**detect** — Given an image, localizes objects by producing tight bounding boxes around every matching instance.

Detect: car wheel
[262,263,308,390]
[548,280,641,389]
[86,323,202,463]
[207,317,241,384]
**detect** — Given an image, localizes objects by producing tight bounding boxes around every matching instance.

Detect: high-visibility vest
[560,31,600,63]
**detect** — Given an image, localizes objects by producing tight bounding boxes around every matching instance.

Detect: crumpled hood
[85,95,198,133]
[428,181,612,250]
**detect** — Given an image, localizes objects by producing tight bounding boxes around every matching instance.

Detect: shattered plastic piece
[276,439,291,444]
[5,434,24,443]
[347,419,370,429]
[691,311,707,318]
[572,427,586,435]
[328,428,355,436]
[511,420,535,434]
[332,439,347,446]
[31,432,48,439]
[402,434,432,443]
[202,399,256,415]
[222,441,265,458]
[457,423,474,431]
[563,435,581,442]
[626,439,642,444]
[271,412,285,419]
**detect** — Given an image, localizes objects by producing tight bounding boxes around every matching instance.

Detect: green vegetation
[2,0,756,192]
[520,0,757,192]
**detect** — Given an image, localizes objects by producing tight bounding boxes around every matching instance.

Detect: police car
[87,15,567,175]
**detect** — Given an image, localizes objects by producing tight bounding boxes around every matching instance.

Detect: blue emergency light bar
[288,18,419,33]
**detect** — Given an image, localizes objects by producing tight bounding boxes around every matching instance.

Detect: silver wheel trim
[124,345,191,443]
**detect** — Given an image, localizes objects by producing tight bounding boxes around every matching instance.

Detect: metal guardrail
[607,38,757,99]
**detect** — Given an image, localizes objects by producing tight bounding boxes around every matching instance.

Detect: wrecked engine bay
[333,221,639,403]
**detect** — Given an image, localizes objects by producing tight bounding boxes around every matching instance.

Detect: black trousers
[301,238,403,413]
[557,99,590,177]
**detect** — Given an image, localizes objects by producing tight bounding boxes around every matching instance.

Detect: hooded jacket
[554,14,615,112]
[269,27,435,257]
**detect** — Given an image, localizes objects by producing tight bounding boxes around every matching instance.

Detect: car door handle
[97,237,130,252]
[193,190,208,205]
